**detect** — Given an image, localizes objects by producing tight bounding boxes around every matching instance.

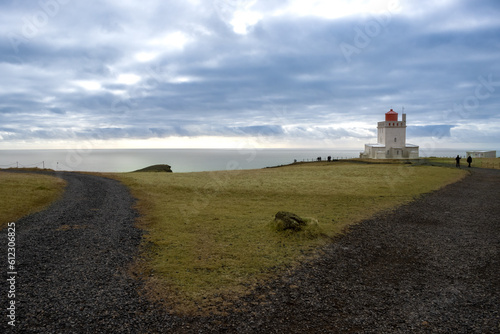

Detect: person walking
[455,155,461,168]
[467,155,472,168]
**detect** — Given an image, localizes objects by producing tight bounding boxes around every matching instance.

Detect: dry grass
[428,157,499,169]
[0,171,66,229]
[114,162,466,314]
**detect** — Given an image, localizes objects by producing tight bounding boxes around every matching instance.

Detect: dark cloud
[0,0,499,148]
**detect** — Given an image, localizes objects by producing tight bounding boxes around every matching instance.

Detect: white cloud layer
[0,0,499,150]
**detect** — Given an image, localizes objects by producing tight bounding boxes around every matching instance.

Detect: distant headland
[133,164,172,173]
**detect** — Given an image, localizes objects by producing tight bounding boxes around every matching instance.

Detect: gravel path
[205,167,499,333]
[0,172,170,333]
[1,167,499,333]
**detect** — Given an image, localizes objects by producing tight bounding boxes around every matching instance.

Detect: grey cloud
[407,125,455,138]
[0,0,499,147]
[230,125,284,136]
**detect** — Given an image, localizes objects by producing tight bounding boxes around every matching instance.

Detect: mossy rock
[273,211,308,231]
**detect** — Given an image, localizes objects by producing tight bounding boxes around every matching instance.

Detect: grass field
[0,171,66,229]
[428,157,500,169]
[115,162,466,314]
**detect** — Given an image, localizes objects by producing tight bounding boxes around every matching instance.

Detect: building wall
[361,111,418,159]
[408,148,419,159]
[361,145,418,159]
[466,151,496,158]
[361,145,386,159]
[377,121,406,151]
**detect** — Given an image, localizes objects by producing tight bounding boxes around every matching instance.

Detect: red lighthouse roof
[385,108,398,121]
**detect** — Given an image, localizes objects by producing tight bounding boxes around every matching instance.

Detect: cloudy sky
[1,0,499,151]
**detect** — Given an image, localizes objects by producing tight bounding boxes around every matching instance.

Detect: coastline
[2,147,495,173]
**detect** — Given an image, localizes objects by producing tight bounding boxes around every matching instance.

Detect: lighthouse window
[394,137,397,142]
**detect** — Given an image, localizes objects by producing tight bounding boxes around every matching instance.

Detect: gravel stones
[1,167,499,333]
[185,168,500,333]
[0,172,176,332]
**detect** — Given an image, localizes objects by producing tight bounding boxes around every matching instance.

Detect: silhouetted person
[327,156,331,162]
[467,155,472,168]
[455,155,461,168]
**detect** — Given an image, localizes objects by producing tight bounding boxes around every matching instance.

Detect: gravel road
[1,167,499,333]
[0,172,170,333]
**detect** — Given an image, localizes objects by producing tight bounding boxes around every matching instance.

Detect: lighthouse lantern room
[360,109,419,159]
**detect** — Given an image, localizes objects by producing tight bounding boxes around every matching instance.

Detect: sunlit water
[0,148,491,173]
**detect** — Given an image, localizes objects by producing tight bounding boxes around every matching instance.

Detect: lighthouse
[360,109,419,159]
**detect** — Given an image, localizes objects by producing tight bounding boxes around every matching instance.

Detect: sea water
[0,148,491,173]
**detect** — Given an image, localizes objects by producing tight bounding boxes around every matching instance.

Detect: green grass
[427,157,500,169]
[0,171,66,229]
[114,162,466,314]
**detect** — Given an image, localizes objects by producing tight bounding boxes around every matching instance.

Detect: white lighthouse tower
[360,109,419,159]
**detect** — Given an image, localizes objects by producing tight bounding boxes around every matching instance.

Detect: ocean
[0,148,491,173]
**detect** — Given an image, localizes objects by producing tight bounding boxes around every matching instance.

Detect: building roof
[466,150,496,153]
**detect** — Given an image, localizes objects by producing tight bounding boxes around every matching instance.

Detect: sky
[1,0,499,152]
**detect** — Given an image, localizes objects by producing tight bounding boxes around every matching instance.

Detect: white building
[360,109,419,159]
[466,150,496,158]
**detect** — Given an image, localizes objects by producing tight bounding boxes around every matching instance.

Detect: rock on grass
[273,211,308,231]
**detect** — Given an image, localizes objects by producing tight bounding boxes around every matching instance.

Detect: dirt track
[1,167,499,333]
[0,172,161,333]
